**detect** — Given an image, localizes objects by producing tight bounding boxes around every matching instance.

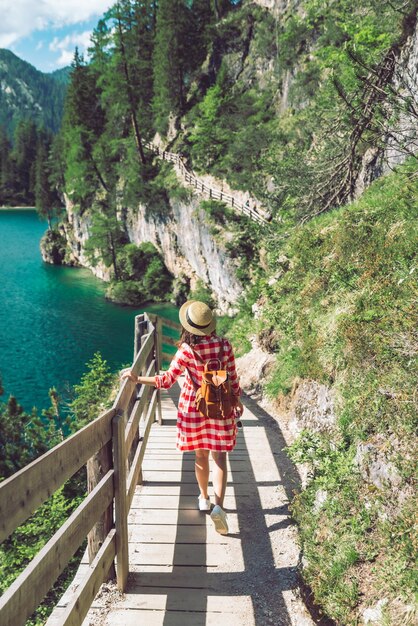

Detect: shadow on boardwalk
[113,388,316,626]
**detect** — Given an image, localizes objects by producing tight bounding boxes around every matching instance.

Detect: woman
[121,300,243,535]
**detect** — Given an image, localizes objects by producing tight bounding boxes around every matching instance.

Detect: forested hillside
[14,0,418,623]
[0,49,68,209]
[0,49,67,137]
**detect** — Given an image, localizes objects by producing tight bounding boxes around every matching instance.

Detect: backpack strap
[185,340,226,391]
[184,345,201,392]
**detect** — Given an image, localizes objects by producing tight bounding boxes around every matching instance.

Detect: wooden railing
[0,313,180,626]
[143,141,272,224]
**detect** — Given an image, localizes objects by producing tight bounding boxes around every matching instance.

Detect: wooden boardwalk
[56,382,313,626]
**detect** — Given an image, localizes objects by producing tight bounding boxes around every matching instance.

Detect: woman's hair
[177,327,216,348]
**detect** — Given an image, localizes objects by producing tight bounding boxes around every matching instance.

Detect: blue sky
[0,0,114,73]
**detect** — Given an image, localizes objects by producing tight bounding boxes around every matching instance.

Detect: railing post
[146,314,163,426]
[112,412,129,592]
[156,317,163,426]
[87,441,115,579]
[134,314,145,359]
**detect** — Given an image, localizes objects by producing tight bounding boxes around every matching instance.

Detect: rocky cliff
[42,191,243,313]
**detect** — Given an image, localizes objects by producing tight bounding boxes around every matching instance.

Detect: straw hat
[179,300,216,336]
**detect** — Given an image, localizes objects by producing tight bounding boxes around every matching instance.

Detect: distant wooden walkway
[144,141,272,224]
[73,383,314,626]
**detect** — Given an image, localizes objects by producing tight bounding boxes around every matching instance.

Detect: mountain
[49,66,72,85]
[0,49,68,138]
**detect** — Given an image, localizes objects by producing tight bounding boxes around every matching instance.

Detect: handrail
[0,313,171,626]
[143,141,272,223]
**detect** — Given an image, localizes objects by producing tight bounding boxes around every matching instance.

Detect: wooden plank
[136,484,250,496]
[112,415,129,592]
[133,314,145,358]
[141,459,252,472]
[131,494,239,510]
[124,361,154,456]
[45,530,116,626]
[106,609,250,626]
[105,609,251,626]
[0,471,114,626]
[129,524,227,544]
[140,470,252,484]
[160,317,181,331]
[155,316,163,425]
[126,390,158,508]
[162,351,175,363]
[126,567,216,588]
[131,331,155,374]
[0,407,115,543]
[128,508,209,525]
[128,509,239,533]
[106,588,252,613]
[162,334,178,347]
[128,542,243,567]
[112,330,155,416]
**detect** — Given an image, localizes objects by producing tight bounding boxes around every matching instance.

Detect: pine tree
[62,49,108,202]
[35,132,62,229]
[152,0,191,134]
[84,207,127,280]
[12,120,38,204]
[0,126,13,205]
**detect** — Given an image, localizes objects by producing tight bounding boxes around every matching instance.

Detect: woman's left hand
[120,368,137,383]
[235,399,244,417]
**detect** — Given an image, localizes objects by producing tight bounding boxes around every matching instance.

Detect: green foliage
[266,0,417,221]
[189,278,215,308]
[68,352,115,429]
[108,241,174,305]
[0,355,116,624]
[152,0,193,133]
[0,395,62,479]
[84,208,127,279]
[188,83,275,192]
[216,310,252,357]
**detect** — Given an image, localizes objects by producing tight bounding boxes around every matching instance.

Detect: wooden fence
[0,313,180,626]
[143,141,271,224]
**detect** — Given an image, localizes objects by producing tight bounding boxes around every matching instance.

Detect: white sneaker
[210,505,229,535]
[198,496,211,511]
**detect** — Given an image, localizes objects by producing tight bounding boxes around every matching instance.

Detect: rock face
[235,340,276,392]
[60,196,112,281]
[289,379,337,436]
[123,197,243,312]
[355,15,418,193]
[59,192,243,312]
[385,16,418,169]
[354,437,402,491]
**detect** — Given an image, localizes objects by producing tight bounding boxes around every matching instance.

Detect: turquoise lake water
[0,209,178,412]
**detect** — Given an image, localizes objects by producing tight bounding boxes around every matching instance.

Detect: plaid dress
[155,334,241,452]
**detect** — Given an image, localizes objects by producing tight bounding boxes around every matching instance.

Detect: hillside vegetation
[242,159,417,624]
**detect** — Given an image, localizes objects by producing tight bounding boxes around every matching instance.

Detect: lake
[0,209,178,412]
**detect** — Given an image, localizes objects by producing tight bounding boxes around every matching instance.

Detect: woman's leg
[195,449,210,499]
[211,451,228,507]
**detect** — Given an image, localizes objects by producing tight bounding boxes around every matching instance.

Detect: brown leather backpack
[187,341,237,419]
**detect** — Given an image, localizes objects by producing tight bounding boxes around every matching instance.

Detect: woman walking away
[121,300,244,535]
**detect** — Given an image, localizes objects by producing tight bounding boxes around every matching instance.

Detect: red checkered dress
[155,334,241,452]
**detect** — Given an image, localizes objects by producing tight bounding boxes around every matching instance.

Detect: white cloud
[49,30,93,66]
[55,49,75,67]
[0,0,112,47]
